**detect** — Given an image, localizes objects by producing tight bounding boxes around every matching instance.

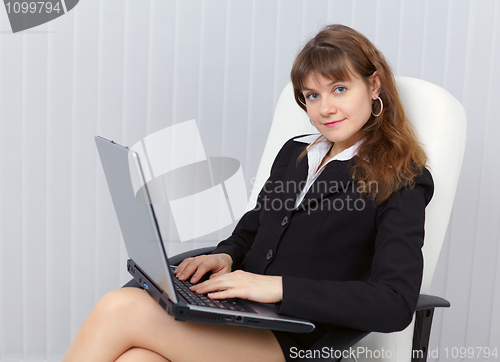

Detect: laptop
[95,135,315,333]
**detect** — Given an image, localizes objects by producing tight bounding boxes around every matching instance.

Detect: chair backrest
[247,77,466,361]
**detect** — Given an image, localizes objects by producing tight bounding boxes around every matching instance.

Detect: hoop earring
[372,96,383,117]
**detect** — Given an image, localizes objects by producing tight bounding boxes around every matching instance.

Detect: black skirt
[272,325,328,362]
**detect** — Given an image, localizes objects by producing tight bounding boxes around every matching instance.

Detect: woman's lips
[323,119,345,127]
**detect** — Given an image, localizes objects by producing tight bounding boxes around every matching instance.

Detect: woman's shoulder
[272,134,315,158]
[415,166,434,205]
[394,166,434,206]
[278,133,319,154]
[417,166,433,184]
[375,166,434,220]
[267,134,315,174]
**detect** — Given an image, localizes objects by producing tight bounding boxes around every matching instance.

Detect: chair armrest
[296,294,451,362]
[167,246,217,266]
[416,294,450,311]
[412,294,450,362]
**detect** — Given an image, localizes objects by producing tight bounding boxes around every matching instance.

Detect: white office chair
[162,76,466,362]
[241,76,466,362]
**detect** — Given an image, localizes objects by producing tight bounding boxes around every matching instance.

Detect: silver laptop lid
[95,136,178,304]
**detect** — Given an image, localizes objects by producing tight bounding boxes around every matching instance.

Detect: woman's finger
[189,258,219,283]
[176,254,232,283]
[190,276,231,294]
[174,257,195,275]
[207,289,238,300]
[175,256,205,280]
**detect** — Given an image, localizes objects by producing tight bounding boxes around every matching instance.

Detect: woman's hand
[174,253,233,284]
[190,270,283,304]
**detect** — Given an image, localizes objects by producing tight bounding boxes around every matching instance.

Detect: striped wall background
[0,0,498,361]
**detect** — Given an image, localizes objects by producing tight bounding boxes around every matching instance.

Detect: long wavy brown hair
[291,24,427,204]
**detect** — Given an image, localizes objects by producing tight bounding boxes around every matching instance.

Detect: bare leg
[63,288,285,362]
[115,348,170,362]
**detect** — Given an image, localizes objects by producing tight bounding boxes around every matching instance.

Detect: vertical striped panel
[145,0,176,136]
[396,0,426,78]
[0,20,27,362]
[274,0,303,98]
[220,1,253,159]
[463,0,500,358]
[438,2,494,360]
[94,0,130,296]
[327,0,353,28]
[46,10,75,359]
[301,0,329,37]
[371,0,401,67]
[69,0,100,343]
[351,0,377,37]
[195,0,229,226]
[427,1,470,356]
[420,0,448,86]
[197,0,227,158]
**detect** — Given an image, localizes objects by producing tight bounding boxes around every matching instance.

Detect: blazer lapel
[296,160,354,211]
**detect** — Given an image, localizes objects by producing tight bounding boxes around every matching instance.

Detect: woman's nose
[319,97,337,116]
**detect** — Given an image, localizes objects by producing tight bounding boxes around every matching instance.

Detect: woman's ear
[370,72,382,99]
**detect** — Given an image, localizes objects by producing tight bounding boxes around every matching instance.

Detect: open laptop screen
[95,136,178,303]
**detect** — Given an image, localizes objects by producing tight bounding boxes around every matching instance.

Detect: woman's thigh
[107,287,286,362]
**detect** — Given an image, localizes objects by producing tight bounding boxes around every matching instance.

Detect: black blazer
[213,136,434,334]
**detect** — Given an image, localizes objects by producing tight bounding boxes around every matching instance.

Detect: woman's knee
[95,287,152,318]
[115,348,170,362]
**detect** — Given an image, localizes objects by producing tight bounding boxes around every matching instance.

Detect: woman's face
[302,71,381,154]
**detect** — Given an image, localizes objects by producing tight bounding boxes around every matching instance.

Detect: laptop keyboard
[170,267,254,313]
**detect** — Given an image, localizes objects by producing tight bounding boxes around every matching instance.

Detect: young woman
[63,24,433,362]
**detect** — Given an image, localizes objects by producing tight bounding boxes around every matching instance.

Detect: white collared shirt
[293,134,360,209]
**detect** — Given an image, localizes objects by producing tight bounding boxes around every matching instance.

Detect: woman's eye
[306,93,319,100]
[334,86,346,94]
